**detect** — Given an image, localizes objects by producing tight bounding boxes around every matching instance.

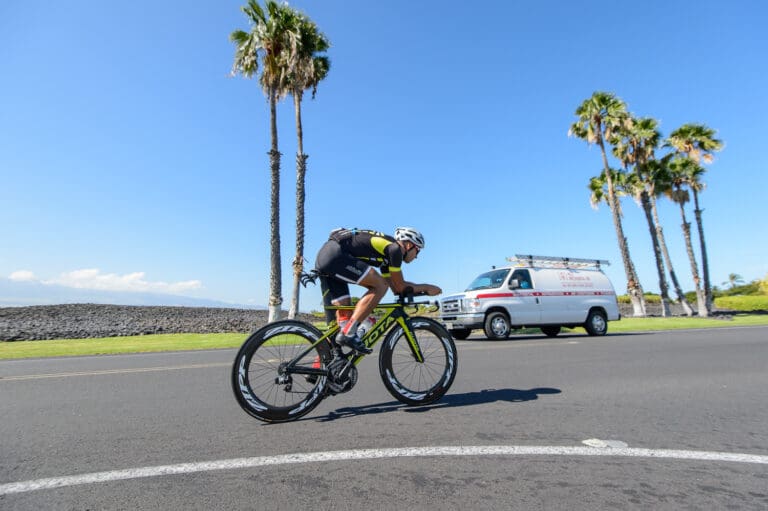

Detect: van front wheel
[484,312,510,340]
[584,310,607,336]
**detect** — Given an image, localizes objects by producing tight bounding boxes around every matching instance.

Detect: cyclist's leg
[331,269,387,355]
[320,277,352,326]
[347,270,388,327]
[315,244,378,353]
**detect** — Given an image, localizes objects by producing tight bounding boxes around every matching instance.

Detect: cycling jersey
[327,227,403,277]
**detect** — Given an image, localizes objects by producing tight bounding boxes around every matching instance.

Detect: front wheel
[484,311,510,339]
[379,317,458,406]
[231,320,330,423]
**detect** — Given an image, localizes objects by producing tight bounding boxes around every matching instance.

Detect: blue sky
[2,1,767,311]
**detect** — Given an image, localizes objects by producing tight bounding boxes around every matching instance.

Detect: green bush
[643,293,661,304]
[604,281,768,306]
[717,281,760,297]
[617,293,661,304]
[715,295,768,311]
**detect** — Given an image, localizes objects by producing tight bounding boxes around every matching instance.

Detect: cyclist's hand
[423,284,442,296]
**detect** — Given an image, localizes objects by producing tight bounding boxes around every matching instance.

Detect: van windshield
[465,269,510,291]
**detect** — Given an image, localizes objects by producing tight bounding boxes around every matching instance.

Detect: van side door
[506,269,541,325]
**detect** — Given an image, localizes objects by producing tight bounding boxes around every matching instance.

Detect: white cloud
[9,270,37,282]
[41,268,203,295]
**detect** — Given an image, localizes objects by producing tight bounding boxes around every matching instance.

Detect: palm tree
[570,92,646,316]
[287,16,330,319]
[666,156,708,316]
[666,123,723,314]
[231,0,299,322]
[647,158,694,315]
[722,273,744,289]
[610,116,671,316]
[588,169,643,311]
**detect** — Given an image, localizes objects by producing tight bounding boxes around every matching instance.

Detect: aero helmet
[394,227,425,249]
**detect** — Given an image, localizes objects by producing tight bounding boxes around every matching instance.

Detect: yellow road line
[0,362,230,382]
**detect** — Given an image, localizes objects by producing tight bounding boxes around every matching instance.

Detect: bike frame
[284,300,429,379]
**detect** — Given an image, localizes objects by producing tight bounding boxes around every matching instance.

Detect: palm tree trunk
[268,91,283,323]
[692,189,713,314]
[289,93,307,319]
[598,138,646,316]
[651,195,693,316]
[640,191,670,316]
[678,202,707,316]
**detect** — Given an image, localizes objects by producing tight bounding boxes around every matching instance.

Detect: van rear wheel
[541,325,561,337]
[584,310,608,336]
[484,312,510,340]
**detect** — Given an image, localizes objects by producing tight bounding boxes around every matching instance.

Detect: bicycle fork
[397,316,425,363]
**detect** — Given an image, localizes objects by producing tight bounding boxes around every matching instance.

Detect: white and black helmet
[394,226,425,249]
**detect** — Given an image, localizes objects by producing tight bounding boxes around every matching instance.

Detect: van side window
[511,270,532,289]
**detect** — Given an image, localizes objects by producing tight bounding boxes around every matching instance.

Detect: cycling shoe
[336,333,373,354]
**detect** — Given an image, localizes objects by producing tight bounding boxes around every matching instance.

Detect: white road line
[2,445,767,495]
[0,363,230,381]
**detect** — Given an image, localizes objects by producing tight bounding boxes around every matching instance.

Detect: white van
[440,255,621,339]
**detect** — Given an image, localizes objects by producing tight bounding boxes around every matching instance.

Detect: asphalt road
[2,326,767,510]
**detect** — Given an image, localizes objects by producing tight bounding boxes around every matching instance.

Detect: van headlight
[463,298,481,312]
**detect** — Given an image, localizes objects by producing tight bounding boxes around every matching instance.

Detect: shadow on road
[465,332,648,342]
[311,387,561,422]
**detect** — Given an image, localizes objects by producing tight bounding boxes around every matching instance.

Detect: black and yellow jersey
[329,228,403,277]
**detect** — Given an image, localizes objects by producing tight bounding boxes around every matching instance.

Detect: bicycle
[231,271,458,423]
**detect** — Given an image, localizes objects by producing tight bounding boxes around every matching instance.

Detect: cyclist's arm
[385,270,442,296]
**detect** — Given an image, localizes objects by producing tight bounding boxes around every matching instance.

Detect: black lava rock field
[0,304,317,341]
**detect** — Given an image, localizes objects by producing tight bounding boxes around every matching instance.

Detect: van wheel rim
[592,315,606,332]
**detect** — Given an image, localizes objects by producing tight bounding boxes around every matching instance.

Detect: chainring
[326,357,358,395]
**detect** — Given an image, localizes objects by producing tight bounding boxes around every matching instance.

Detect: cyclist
[314,227,442,354]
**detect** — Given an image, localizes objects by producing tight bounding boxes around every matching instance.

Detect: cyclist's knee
[373,282,388,300]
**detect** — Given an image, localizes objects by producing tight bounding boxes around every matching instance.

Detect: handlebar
[396,287,440,312]
[396,286,422,304]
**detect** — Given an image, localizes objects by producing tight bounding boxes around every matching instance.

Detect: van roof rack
[506,254,610,270]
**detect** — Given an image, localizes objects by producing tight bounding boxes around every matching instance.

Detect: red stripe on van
[476,293,518,299]
[475,291,615,299]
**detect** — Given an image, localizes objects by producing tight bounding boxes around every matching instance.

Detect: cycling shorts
[315,240,374,320]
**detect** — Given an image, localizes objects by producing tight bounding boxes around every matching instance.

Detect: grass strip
[0,333,248,360]
[606,314,768,332]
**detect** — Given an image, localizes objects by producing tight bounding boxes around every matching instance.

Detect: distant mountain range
[0,278,261,309]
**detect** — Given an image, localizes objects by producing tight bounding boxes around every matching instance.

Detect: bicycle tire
[378,317,458,406]
[231,320,331,423]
